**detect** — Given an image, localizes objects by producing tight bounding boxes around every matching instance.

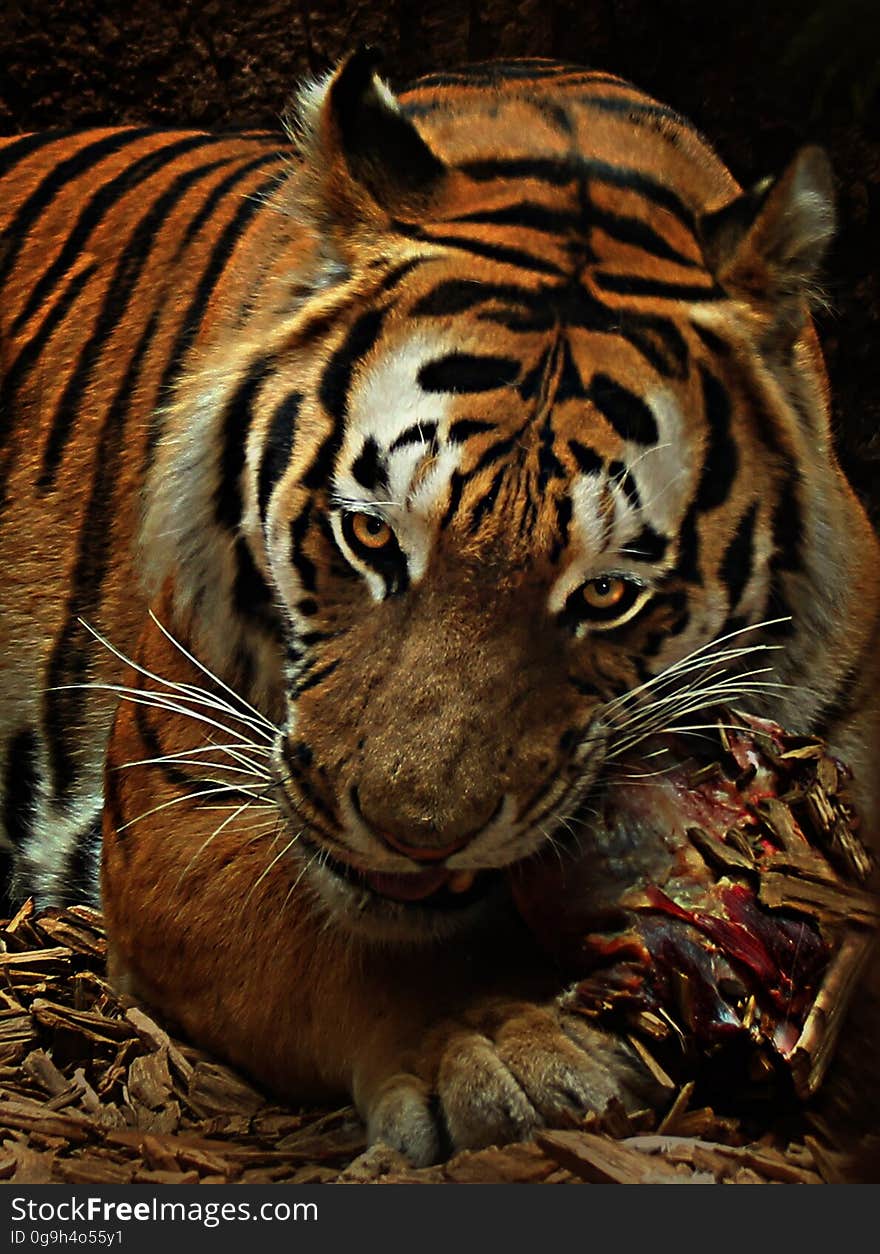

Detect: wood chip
[0,899,872,1183]
[537,1130,711,1184]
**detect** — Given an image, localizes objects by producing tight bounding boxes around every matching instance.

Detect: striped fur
[1,53,877,1155]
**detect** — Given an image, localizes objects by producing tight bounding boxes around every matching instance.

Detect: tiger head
[149,51,867,941]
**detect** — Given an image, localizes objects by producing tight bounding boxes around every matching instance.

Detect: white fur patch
[629,391,693,534]
[332,333,464,592]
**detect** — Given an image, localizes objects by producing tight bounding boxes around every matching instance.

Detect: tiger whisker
[148,610,281,735]
[119,739,272,761]
[245,830,307,909]
[57,683,276,749]
[176,796,263,889]
[114,753,270,780]
[117,782,274,833]
[600,632,786,716]
[607,719,769,761]
[280,845,323,916]
[608,678,790,734]
[536,821,569,872]
[74,615,279,742]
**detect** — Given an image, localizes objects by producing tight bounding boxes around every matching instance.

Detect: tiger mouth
[297,833,500,912]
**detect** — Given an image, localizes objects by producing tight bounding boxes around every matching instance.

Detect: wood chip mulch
[1,900,876,1185]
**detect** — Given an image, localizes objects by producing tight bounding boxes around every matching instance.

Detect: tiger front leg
[355,994,662,1165]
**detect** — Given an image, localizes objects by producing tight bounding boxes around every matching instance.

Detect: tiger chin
[2,49,879,1167]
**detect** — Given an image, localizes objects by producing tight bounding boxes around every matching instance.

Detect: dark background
[1,0,878,519]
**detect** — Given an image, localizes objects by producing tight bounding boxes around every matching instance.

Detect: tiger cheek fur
[3,49,879,1163]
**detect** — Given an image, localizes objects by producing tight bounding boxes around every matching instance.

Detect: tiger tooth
[448,871,477,894]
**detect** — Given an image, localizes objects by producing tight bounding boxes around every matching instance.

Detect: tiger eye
[582,576,628,609]
[350,512,393,550]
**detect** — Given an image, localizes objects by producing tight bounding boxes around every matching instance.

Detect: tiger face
[256,311,786,938]
[142,51,878,943]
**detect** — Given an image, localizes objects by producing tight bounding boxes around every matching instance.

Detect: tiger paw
[358,999,661,1167]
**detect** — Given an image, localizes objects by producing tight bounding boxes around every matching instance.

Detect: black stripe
[720,503,759,609]
[280,747,338,829]
[405,64,589,89]
[621,315,690,380]
[393,220,565,277]
[215,358,271,530]
[449,202,579,235]
[0,130,69,179]
[418,352,520,394]
[469,465,507,534]
[448,418,494,444]
[0,262,97,508]
[258,391,301,524]
[691,323,731,356]
[550,494,572,562]
[761,571,797,638]
[695,365,738,512]
[132,701,212,793]
[320,308,387,424]
[10,134,231,338]
[38,152,237,489]
[302,308,387,493]
[589,206,700,269]
[467,433,520,475]
[625,524,668,563]
[569,440,604,475]
[0,848,16,912]
[102,756,127,849]
[537,415,565,488]
[350,436,389,492]
[411,276,689,380]
[533,99,574,137]
[554,339,588,401]
[517,348,552,403]
[440,434,521,532]
[145,159,288,463]
[232,536,283,637]
[410,278,529,317]
[770,476,803,573]
[593,272,723,301]
[179,148,283,247]
[460,157,696,231]
[0,128,156,294]
[294,658,341,697]
[389,420,437,451]
[673,502,702,584]
[569,675,602,698]
[3,728,41,847]
[578,93,692,130]
[376,257,424,294]
[289,505,317,592]
[608,460,642,511]
[590,373,659,444]
[440,471,465,530]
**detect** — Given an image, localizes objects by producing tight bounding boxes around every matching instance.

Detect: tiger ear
[293,47,446,231]
[699,147,835,345]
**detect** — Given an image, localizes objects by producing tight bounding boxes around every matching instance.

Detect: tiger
[1,48,878,1166]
